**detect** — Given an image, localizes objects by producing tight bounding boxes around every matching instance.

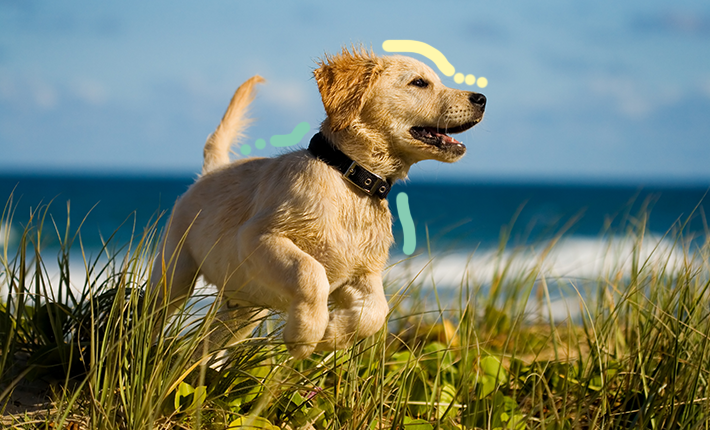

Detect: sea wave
[386,234,687,289]
[384,234,696,321]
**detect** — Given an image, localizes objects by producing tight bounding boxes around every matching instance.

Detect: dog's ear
[314,47,382,132]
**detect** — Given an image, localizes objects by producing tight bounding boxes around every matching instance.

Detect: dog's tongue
[425,127,461,145]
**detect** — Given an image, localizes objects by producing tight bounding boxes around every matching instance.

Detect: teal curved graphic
[240,122,311,155]
[270,121,310,147]
[396,192,416,255]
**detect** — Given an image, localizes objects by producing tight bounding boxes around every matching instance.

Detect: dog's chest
[295,196,393,278]
[339,205,392,260]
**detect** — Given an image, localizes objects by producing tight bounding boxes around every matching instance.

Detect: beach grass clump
[0,197,709,429]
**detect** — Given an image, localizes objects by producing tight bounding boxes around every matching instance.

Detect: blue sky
[1,0,709,183]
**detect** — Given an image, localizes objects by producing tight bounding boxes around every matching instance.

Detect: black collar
[307,132,392,199]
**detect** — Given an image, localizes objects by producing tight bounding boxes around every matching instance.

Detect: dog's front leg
[238,222,330,359]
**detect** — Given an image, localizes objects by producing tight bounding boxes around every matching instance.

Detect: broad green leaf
[437,383,459,419]
[475,374,496,398]
[227,372,267,409]
[421,342,457,379]
[507,414,526,430]
[480,356,508,384]
[407,367,432,416]
[228,416,279,429]
[439,420,463,430]
[306,406,327,427]
[588,374,603,391]
[174,381,206,413]
[408,372,431,416]
[174,381,194,412]
[389,350,413,374]
[403,416,434,430]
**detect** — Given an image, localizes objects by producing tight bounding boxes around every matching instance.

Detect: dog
[149,47,486,359]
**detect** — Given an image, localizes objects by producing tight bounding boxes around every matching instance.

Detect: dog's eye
[409,78,428,88]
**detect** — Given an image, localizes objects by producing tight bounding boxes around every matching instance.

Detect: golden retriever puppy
[149,47,486,359]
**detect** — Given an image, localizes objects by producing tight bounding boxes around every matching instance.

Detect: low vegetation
[1,196,709,429]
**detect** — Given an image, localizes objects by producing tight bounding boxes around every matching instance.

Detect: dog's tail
[202,75,265,174]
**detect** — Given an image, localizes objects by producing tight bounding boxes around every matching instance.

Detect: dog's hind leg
[199,303,269,362]
[147,234,200,338]
[316,273,389,352]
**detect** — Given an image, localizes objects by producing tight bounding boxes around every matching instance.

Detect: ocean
[1,174,708,316]
[2,174,707,251]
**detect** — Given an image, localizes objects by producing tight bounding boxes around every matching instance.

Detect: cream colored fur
[149,47,485,359]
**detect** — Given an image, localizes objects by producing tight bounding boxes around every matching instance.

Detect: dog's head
[314,47,486,179]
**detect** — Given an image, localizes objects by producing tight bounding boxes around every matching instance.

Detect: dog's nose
[469,92,486,111]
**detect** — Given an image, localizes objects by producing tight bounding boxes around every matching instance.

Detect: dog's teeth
[441,134,461,145]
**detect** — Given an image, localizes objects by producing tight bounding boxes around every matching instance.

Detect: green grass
[1,195,710,429]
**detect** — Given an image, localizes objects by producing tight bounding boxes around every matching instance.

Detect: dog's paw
[315,300,389,352]
[316,320,357,352]
[283,302,329,359]
[283,327,323,359]
[286,342,318,360]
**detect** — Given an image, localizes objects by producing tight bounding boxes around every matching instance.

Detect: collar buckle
[343,161,389,197]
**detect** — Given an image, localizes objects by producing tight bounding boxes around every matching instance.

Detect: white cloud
[0,73,112,109]
[0,74,17,100]
[260,80,310,111]
[31,79,59,110]
[71,79,108,106]
[589,76,681,119]
[701,77,710,99]
[0,73,59,109]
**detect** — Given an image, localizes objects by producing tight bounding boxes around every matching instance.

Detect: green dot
[240,145,252,156]
[255,138,266,150]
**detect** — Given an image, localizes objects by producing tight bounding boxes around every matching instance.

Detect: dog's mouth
[409,122,477,149]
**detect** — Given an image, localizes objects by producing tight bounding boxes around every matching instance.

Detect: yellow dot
[454,73,464,84]
[465,74,476,85]
[477,77,488,88]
